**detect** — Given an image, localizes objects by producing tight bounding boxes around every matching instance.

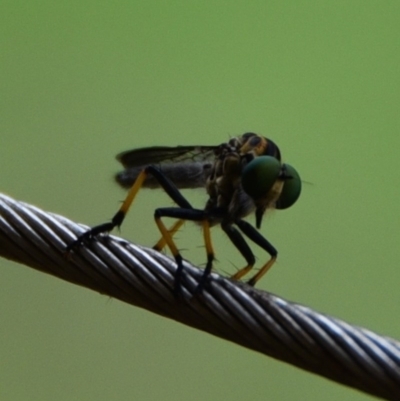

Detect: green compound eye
[276,164,301,209]
[241,156,281,198]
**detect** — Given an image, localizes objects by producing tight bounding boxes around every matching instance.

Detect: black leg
[146,167,192,209]
[221,222,256,281]
[236,220,277,256]
[236,219,278,285]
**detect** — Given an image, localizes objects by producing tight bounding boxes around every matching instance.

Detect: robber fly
[66,132,301,293]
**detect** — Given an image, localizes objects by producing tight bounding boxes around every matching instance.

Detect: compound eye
[276,164,301,209]
[241,156,281,198]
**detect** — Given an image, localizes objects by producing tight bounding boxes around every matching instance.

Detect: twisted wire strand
[1,193,399,400]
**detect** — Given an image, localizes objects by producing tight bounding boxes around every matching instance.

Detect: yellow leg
[118,169,148,215]
[231,265,254,281]
[231,256,277,284]
[154,219,215,264]
[202,220,214,260]
[155,216,181,258]
[153,219,185,251]
[247,257,277,286]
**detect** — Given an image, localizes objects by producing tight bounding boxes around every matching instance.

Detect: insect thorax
[204,133,282,224]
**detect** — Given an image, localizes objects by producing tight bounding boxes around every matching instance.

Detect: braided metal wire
[1,193,400,400]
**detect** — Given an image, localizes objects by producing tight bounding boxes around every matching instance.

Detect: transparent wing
[115,145,217,190]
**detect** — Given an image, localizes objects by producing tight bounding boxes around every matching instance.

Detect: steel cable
[1,193,399,400]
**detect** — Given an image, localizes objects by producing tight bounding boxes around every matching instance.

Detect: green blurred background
[1,1,400,400]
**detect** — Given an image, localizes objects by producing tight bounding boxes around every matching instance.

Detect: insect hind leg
[65,166,192,251]
[65,169,149,251]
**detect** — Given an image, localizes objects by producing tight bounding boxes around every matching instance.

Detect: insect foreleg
[235,219,278,286]
[221,223,256,281]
